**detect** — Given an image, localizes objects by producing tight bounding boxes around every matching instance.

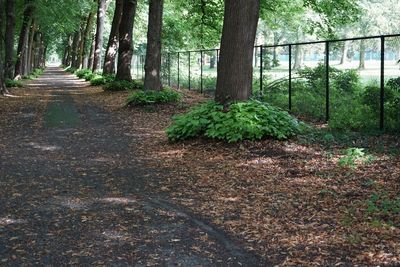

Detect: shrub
[64,66,77,73]
[103,79,143,91]
[89,74,115,86]
[127,88,181,105]
[333,69,361,93]
[75,69,92,79]
[166,100,301,143]
[5,79,23,88]
[84,72,95,81]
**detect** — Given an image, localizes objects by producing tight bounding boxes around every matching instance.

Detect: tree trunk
[116,0,138,81]
[5,0,15,79]
[14,0,34,79]
[71,31,80,69]
[92,0,109,72]
[144,0,164,91]
[88,37,96,70]
[81,12,95,69]
[0,0,9,95]
[359,40,365,70]
[26,19,35,75]
[293,45,303,70]
[215,0,260,106]
[65,35,73,66]
[103,0,123,75]
[340,42,348,65]
[210,54,216,69]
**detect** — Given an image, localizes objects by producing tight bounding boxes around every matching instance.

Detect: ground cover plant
[104,79,144,91]
[167,100,301,142]
[127,88,181,105]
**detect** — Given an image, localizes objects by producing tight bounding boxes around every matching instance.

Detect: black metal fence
[133,34,400,131]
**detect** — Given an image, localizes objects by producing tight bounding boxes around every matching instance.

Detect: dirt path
[0,68,263,266]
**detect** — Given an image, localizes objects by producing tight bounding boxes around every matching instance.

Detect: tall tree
[144,0,164,91]
[215,0,260,106]
[103,0,123,75]
[116,0,137,81]
[81,12,96,68]
[5,0,15,79]
[0,0,9,95]
[92,0,110,72]
[14,0,34,79]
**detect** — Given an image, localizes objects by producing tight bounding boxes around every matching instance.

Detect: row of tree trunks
[103,0,123,75]
[81,12,96,69]
[92,0,111,72]
[14,0,34,80]
[5,0,15,79]
[0,0,9,95]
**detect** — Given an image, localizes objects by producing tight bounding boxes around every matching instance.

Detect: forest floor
[0,67,399,266]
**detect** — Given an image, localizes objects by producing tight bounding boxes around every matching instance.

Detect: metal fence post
[200,50,203,93]
[260,45,263,95]
[188,52,191,90]
[177,52,180,89]
[380,36,385,130]
[289,44,292,111]
[325,42,330,122]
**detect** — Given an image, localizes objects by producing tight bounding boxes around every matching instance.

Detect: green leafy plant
[64,66,77,73]
[103,80,143,91]
[5,79,23,88]
[338,147,374,168]
[166,100,301,143]
[127,88,181,105]
[366,193,400,227]
[75,69,92,79]
[89,74,115,86]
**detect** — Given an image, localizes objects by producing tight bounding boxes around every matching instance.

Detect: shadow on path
[0,68,264,266]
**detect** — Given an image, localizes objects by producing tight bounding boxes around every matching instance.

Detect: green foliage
[127,88,181,105]
[65,66,77,73]
[5,79,23,88]
[166,100,301,143]
[338,147,374,168]
[75,69,92,79]
[89,74,115,86]
[84,73,95,81]
[103,80,144,91]
[366,193,400,227]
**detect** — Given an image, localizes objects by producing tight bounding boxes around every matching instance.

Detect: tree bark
[0,0,9,95]
[14,0,34,79]
[116,0,138,81]
[359,40,365,70]
[92,0,109,72]
[26,20,36,74]
[215,0,260,106]
[144,0,164,90]
[340,42,348,65]
[80,12,95,69]
[5,0,15,79]
[293,45,303,70]
[88,37,96,70]
[103,0,123,75]
[71,31,80,69]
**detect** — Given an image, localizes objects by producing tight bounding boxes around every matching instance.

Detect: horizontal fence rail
[132,34,400,131]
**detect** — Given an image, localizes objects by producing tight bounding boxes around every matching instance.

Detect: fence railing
[133,33,400,131]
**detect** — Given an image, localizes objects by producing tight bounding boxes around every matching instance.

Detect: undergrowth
[104,80,143,91]
[166,100,301,143]
[127,88,181,105]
